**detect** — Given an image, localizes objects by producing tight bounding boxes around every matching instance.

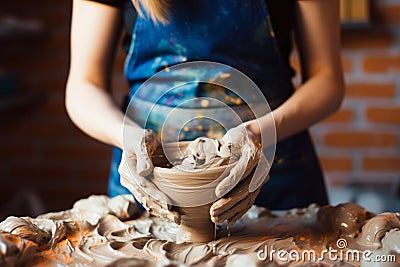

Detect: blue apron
[109,0,328,209]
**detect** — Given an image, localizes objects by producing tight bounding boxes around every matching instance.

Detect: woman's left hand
[211,122,269,225]
[210,153,269,225]
[214,122,262,198]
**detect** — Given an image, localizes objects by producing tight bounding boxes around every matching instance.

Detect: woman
[65,0,344,224]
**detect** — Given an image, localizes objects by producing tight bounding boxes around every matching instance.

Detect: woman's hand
[118,127,181,224]
[211,122,269,225]
[210,153,269,225]
[215,123,262,198]
[123,126,160,177]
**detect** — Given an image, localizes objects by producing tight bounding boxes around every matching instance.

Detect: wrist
[244,120,261,136]
[245,113,277,147]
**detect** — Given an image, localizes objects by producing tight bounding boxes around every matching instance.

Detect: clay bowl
[151,141,259,243]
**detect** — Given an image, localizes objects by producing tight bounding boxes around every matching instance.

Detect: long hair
[132,0,169,24]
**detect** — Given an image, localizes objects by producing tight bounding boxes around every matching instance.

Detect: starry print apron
[109,0,328,209]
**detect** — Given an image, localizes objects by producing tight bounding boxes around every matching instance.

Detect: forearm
[66,0,144,149]
[251,0,344,144]
[268,71,344,142]
[245,69,344,146]
[65,80,142,149]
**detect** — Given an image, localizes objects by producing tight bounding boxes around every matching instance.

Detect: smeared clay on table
[1,195,399,266]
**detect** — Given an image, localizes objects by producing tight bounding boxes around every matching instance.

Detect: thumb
[135,150,153,177]
[118,153,130,177]
[136,129,161,177]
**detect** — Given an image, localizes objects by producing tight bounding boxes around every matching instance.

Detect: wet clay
[1,195,399,266]
[150,138,260,243]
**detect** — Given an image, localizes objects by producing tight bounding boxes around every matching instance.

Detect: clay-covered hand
[215,124,262,198]
[119,152,181,224]
[210,154,269,225]
[124,126,160,177]
[119,127,181,224]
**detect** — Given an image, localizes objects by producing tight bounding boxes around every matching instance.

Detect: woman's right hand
[118,127,181,224]
[123,126,160,177]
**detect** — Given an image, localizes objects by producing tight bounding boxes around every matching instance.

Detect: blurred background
[0,0,399,220]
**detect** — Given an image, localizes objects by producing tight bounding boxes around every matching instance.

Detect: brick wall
[0,0,127,217]
[0,1,398,217]
[308,0,400,190]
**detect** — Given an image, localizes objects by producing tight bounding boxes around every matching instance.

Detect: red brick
[372,4,400,24]
[320,157,353,171]
[328,180,349,188]
[322,109,354,123]
[341,29,393,49]
[367,107,400,124]
[362,157,400,171]
[0,0,119,213]
[341,57,353,73]
[363,56,400,73]
[289,55,352,76]
[345,83,395,98]
[324,132,398,147]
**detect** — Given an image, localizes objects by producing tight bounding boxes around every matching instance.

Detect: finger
[120,153,146,185]
[227,194,260,225]
[213,191,253,224]
[119,167,181,224]
[123,144,151,177]
[134,130,159,177]
[118,155,129,176]
[210,170,256,220]
[119,153,139,181]
[211,168,262,223]
[227,207,248,226]
[122,146,183,225]
[227,185,263,225]
[120,173,149,210]
[136,153,153,177]
[210,183,249,218]
[151,208,181,225]
[120,153,169,205]
[138,190,181,224]
[211,197,235,223]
